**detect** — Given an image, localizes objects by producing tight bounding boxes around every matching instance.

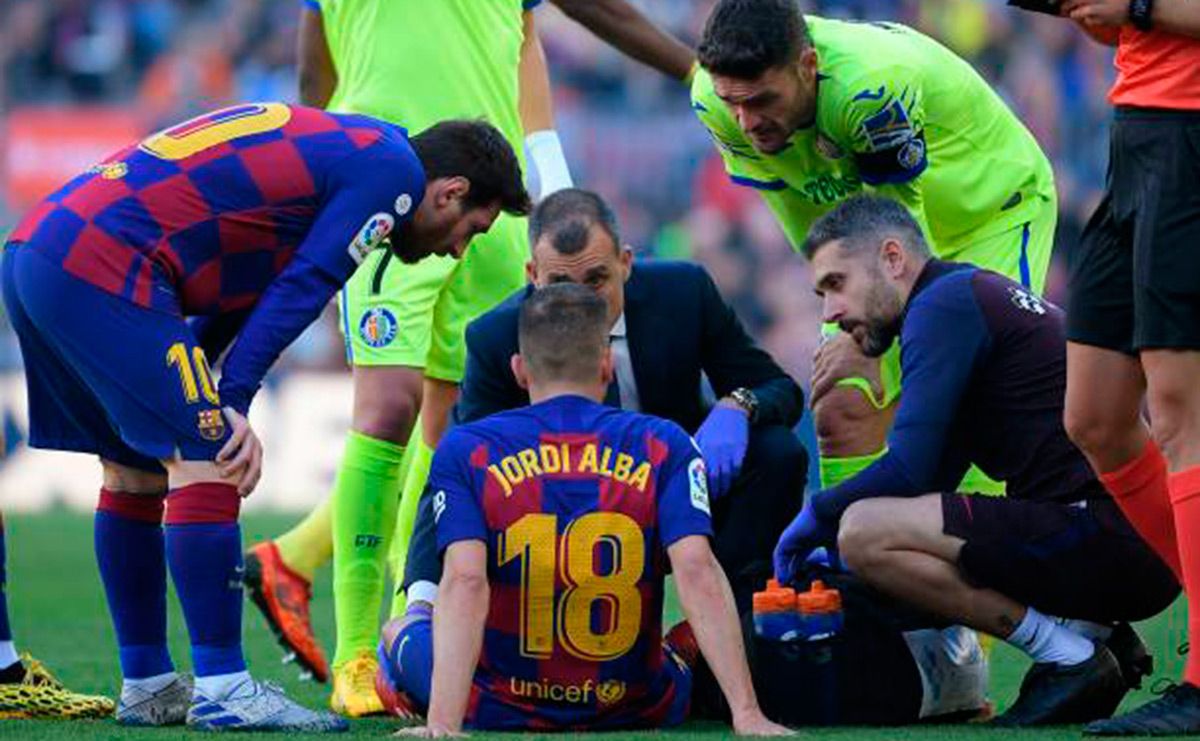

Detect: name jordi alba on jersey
[484,439,656,498]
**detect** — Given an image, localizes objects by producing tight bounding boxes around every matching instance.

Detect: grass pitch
[1,510,1190,740]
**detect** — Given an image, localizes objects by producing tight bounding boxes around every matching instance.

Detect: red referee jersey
[1110,27,1200,109]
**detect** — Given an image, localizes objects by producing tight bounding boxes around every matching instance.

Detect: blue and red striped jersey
[8,103,425,413]
[430,394,712,731]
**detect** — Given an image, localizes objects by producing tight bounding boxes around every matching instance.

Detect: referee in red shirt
[1057,0,1200,735]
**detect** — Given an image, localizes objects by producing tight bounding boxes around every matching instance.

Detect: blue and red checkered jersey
[7,103,425,413]
[430,394,713,731]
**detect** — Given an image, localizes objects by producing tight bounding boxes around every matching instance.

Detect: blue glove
[773,501,838,586]
[694,403,750,499]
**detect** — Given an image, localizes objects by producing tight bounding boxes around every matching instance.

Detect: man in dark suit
[399,188,807,611]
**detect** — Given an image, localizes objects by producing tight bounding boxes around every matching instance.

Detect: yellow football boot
[0,654,115,719]
[329,654,385,718]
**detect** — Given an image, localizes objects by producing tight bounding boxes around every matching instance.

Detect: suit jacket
[457,260,803,432]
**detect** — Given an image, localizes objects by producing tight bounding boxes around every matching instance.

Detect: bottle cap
[753,581,797,613]
[796,580,842,614]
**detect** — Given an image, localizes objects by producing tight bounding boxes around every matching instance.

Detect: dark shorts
[942,493,1178,622]
[2,243,230,472]
[1067,107,1200,353]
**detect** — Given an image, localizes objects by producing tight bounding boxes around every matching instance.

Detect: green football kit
[275,0,542,674]
[690,16,1057,489]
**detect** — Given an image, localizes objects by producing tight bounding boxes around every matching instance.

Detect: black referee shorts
[1067,107,1200,353]
[942,493,1178,622]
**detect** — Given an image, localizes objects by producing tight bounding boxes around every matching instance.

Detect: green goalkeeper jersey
[312,0,540,154]
[690,16,1055,256]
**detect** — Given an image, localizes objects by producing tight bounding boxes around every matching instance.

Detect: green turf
[0,510,1191,739]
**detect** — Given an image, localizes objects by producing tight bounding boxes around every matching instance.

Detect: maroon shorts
[942,493,1177,622]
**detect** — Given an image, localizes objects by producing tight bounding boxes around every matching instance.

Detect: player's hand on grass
[811,332,881,406]
[695,402,750,499]
[394,724,467,738]
[1061,0,1128,26]
[217,406,263,496]
[732,708,794,736]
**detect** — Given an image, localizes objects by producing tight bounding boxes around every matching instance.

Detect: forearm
[426,574,489,731]
[674,552,759,720]
[1155,0,1200,38]
[297,8,336,108]
[518,12,555,134]
[553,0,695,81]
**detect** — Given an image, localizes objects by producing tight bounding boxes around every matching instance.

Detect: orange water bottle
[752,579,801,641]
[796,580,843,641]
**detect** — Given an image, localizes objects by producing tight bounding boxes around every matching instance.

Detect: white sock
[1053,617,1113,642]
[0,641,18,669]
[194,670,251,700]
[1007,607,1095,666]
[122,671,179,695]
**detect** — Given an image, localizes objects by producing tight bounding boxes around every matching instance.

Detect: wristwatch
[1129,0,1154,30]
[728,387,760,423]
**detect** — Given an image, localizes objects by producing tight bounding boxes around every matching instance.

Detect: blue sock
[95,490,173,679]
[381,609,433,709]
[164,483,245,678]
[0,515,12,645]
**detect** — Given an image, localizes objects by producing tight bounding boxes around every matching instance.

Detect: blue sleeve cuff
[729,174,788,191]
[301,0,320,13]
[523,0,543,8]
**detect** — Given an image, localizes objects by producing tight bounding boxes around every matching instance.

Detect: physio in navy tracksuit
[773,195,1177,727]
[403,188,807,610]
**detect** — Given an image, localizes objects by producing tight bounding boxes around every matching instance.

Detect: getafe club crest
[898,138,926,171]
[359,307,398,348]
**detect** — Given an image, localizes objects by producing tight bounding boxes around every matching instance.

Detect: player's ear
[525,259,537,285]
[511,353,531,390]
[435,176,471,208]
[797,47,818,82]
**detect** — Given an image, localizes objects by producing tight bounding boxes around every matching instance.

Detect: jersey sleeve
[826,71,935,243]
[429,429,489,553]
[653,422,715,546]
[215,141,425,414]
[811,273,988,520]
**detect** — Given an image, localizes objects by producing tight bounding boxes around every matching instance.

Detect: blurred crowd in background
[0,0,1116,389]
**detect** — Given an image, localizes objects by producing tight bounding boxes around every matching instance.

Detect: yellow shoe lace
[21,654,64,689]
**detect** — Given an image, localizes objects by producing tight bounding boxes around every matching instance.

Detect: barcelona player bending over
[376,284,788,737]
[1,103,528,732]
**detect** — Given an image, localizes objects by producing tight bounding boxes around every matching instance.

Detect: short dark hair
[802,195,931,260]
[518,283,609,383]
[698,0,810,79]
[410,120,531,216]
[527,188,620,256]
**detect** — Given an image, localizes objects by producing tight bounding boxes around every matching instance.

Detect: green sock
[332,430,405,668]
[388,433,435,619]
[274,495,333,582]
